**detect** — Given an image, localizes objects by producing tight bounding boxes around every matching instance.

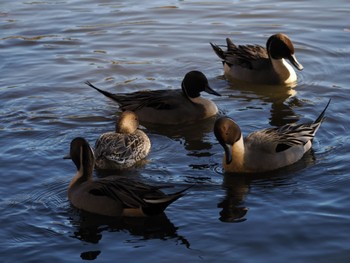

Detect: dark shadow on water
[218,149,316,223]
[69,211,190,260]
[145,115,217,152]
[219,174,250,223]
[80,251,101,261]
[219,75,303,127]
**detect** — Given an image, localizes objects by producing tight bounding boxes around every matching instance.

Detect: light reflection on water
[1,0,350,262]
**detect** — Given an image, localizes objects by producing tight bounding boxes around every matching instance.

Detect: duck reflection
[218,149,316,223]
[146,116,216,150]
[223,77,302,127]
[70,211,190,260]
[218,174,249,223]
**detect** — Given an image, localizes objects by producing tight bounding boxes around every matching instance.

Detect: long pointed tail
[142,185,193,216]
[311,98,331,137]
[314,98,331,124]
[210,42,226,60]
[85,81,119,103]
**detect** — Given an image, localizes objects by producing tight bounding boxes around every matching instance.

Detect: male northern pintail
[214,100,330,173]
[210,33,304,85]
[65,137,188,217]
[94,111,151,169]
[85,71,221,125]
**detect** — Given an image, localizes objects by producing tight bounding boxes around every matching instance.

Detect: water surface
[1,0,350,262]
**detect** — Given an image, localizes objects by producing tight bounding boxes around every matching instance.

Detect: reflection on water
[222,76,302,127]
[80,251,101,261]
[70,210,190,260]
[218,149,316,223]
[1,0,349,261]
[143,115,217,150]
[219,174,249,223]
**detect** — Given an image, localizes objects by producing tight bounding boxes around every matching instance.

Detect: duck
[210,33,304,85]
[214,99,330,173]
[65,137,188,217]
[94,111,151,170]
[85,70,221,125]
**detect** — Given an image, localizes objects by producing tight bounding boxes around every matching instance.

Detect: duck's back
[243,130,310,172]
[95,130,151,169]
[115,90,217,124]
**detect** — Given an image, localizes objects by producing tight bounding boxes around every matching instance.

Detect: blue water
[1,0,350,262]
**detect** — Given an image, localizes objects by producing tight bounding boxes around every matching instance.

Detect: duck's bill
[288,54,304,71]
[205,85,221,96]
[224,144,233,164]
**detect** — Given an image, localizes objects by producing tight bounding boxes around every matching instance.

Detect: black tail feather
[142,185,193,216]
[85,81,119,102]
[226,37,236,50]
[314,98,331,124]
[210,42,226,60]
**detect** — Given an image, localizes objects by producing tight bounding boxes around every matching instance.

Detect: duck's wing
[88,178,190,214]
[115,90,182,111]
[246,99,330,153]
[86,81,181,111]
[210,38,269,69]
[246,123,322,154]
[88,178,155,208]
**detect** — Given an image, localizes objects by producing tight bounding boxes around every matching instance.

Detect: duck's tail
[210,38,236,61]
[142,185,193,216]
[210,42,226,60]
[314,99,331,124]
[312,98,331,136]
[85,81,120,104]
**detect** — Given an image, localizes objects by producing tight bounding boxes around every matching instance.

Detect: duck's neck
[69,170,83,189]
[270,58,297,84]
[190,97,218,116]
[69,168,93,189]
[69,150,94,189]
[224,135,246,173]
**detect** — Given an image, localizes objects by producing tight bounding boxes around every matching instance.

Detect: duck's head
[181,71,221,99]
[214,117,242,164]
[116,110,139,134]
[65,137,95,180]
[266,33,303,71]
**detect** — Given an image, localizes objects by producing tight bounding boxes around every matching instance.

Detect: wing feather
[211,39,269,69]
[246,122,320,154]
[88,177,165,208]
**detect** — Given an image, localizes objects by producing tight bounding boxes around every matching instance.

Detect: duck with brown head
[210,33,303,85]
[214,100,330,173]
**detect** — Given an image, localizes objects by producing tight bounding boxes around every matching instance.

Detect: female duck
[94,111,151,170]
[214,100,330,173]
[85,71,221,125]
[65,137,188,217]
[210,33,303,85]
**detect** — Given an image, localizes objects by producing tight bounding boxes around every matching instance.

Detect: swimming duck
[85,71,221,125]
[214,100,330,173]
[65,137,188,217]
[210,33,303,85]
[94,111,151,169]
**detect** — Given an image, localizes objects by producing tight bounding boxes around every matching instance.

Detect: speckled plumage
[95,130,151,169]
[94,111,151,169]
